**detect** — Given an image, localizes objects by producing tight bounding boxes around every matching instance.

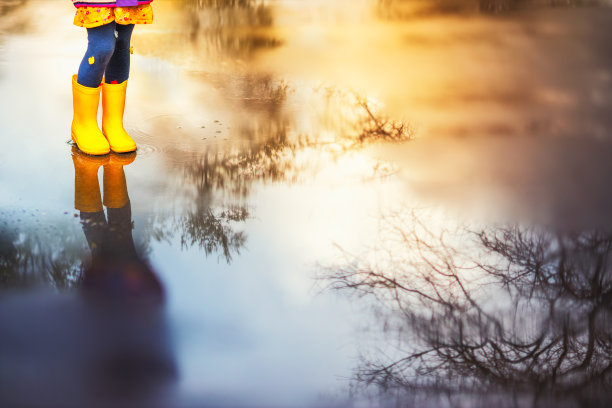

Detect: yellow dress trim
[74,4,153,28]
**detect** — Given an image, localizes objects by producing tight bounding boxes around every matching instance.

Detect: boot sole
[71,133,110,156]
[109,146,138,154]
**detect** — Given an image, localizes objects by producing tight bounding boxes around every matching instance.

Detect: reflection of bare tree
[0,218,86,289]
[148,92,412,263]
[180,206,247,261]
[180,126,299,196]
[0,206,246,289]
[149,205,248,263]
[175,94,413,199]
[355,96,412,144]
[323,211,612,407]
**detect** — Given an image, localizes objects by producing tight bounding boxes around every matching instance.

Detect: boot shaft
[102,80,128,131]
[71,75,111,156]
[101,79,137,153]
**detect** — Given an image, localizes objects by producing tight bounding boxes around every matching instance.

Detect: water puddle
[1,0,611,406]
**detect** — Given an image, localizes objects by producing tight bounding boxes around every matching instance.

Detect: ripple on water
[129,114,239,167]
[130,114,195,158]
[129,129,163,158]
[130,130,213,168]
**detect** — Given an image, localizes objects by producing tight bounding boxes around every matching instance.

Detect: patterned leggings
[77,22,134,88]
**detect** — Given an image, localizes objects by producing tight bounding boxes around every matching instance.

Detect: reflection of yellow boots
[71,75,111,156]
[102,80,137,153]
[103,152,136,209]
[72,145,108,212]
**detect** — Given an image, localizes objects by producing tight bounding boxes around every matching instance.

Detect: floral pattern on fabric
[74,4,153,28]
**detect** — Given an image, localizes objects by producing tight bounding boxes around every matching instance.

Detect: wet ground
[0,1,611,407]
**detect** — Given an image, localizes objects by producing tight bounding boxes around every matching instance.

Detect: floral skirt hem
[74,4,153,28]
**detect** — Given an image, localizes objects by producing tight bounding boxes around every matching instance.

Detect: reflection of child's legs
[77,22,117,88]
[106,203,138,259]
[72,147,109,256]
[80,211,109,258]
[105,24,135,84]
[104,154,138,258]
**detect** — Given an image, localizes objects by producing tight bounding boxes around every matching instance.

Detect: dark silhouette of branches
[178,206,248,262]
[0,218,86,289]
[174,90,413,198]
[356,97,414,145]
[322,210,612,407]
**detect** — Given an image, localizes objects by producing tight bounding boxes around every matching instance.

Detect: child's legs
[105,24,135,84]
[77,22,118,88]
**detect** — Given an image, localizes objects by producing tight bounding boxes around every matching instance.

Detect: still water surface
[0,0,611,407]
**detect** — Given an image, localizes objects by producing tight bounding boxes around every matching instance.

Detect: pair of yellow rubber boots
[71,75,137,155]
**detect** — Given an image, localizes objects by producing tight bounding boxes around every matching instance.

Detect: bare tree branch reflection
[356,96,413,144]
[323,210,612,407]
[171,91,413,199]
[146,89,412,264]
[176,205,248,262]
[0,217,86,289]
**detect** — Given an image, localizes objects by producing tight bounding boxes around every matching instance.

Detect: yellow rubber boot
[71,75,110,156]
[103,152,136,209]
[102,80,137,153]
[72,146,108,212]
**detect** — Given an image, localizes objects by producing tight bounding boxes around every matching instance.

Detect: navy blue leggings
[77,22,134,88]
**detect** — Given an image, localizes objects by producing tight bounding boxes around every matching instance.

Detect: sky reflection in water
[0,0,611,406]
